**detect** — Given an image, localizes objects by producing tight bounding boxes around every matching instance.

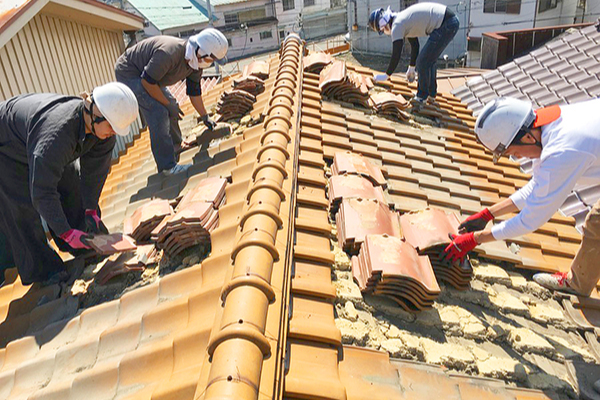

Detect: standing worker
[368,3,459,103]
[0,83,139,285]
[441,97,600,299]
[115,28,228,175]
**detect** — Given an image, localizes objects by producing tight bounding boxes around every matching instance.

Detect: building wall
[348,0,467,63]
[0,13,123,101]
[225,23,279,59]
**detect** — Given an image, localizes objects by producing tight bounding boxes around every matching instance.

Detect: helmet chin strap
[84,97,106,136]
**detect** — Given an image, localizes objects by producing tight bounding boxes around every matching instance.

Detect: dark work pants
[0,150,85,284]
[415,15,460,99]
[116,74,182,172]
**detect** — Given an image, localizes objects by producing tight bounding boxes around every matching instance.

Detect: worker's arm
[28,132,77,236]
[141,78,170,106]
[190,95,207,117]
[491,150,593,241]
[407,37,419,67]
[488,197,519,217]
[80,136,116,211]
[385,39,404,76]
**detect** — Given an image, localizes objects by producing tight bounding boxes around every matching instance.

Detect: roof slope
[0,36,597,400]
[453,25,600,113]
[127,0,208,31]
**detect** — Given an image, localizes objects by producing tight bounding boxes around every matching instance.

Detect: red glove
[60,229,92,249]
[85,209,109,234]
[458,208,493,234]
[443,233,478,263]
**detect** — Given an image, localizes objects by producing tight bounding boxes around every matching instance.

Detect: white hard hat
[475,97,535,163]
[191,28,228,66]
[92,82,139,137]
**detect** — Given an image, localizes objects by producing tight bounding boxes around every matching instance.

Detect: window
[227,37,232,47]
[283,0,295,11]
[260,31,273,40]
[483,0,521,13]
[224,13,239,25]
[304,0,315,6]
[279,30,286,39]
[538,0,559,12]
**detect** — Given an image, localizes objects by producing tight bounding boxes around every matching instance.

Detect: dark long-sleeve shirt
[386,37,420,76]
[0,94,115,235]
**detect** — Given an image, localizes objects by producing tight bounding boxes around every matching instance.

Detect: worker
[442,97,600,298]
[115,28,228,175]
[368,3,459,103]
[0,82,139,286]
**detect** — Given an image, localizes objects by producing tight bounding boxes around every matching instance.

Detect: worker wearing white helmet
[115,28,229,176]
[442,97,600,298]
[0,82,139,286]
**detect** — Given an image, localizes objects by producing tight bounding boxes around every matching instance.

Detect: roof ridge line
[202,34,304,400]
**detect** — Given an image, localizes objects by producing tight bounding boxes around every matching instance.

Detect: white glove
[406,66,416,83]
[374,73,389,82]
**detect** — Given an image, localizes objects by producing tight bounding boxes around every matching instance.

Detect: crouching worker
[442,97,600,298]
[0,82,139,285]
[369,3,459,103]
[115,28,228,176]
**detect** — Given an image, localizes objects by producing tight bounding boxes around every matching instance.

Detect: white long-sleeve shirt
[491,98,600,240]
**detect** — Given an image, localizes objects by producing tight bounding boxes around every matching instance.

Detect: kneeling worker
[442,97,600,299]
[115,28,228,175]
[0,83,139,285]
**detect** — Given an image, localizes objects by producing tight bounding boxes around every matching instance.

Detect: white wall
[276,0,338,39]
[224,24,279,59]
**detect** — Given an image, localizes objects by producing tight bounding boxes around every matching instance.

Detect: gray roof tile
[564,90,593,103]
[584,81,600,96]
[546,38,567,50]
[555,46,582,61]
[571,73,599,88]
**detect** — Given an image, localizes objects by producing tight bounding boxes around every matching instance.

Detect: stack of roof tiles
[401,208,474,290]
[230,60,270,97]
[352,234,441,311]
[319,60,373,107]
[216,89,256,121]
[123,198,173,242]
[331,151,387,188]
[303,51,333,73]
[336,198,400,254]
[328,174,386,216]
[242,60,270,80]
[150,177,226,256]
[369,91,410,120]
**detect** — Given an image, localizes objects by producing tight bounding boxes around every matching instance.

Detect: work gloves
[85,209,109,235]
[443,233,478,263]
[458,208,494,234]
[60,229,92,250]
[406,66,416,83]
[166,102,184,121]
[374,73,390,82]
[201,114,216,131]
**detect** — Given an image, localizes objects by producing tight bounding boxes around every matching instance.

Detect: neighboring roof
[0,35,598,400]
[452,24,600,232]
[453,25,600,113]
[0,0,143,49]
[127,0,209,31]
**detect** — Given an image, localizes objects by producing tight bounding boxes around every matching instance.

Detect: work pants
[116,74,182,172]
[415,15,460,99]
[568,199,600,296]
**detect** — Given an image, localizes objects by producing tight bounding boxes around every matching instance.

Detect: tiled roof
[452,24,600,233]
[0,35,597,399]
[167,76,219,105]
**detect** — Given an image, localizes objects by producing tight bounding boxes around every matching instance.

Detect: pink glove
[458,208,494,234]
[443,233,478,263]
[60,229,91,249]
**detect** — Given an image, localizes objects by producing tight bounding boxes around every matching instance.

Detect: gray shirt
[391,2,447,41]
[115,36,202,87]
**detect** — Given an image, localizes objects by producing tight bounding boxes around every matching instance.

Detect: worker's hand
[458,208,494,234]
[373,73,390,82]
[84,209,109,235]
[201,114,216,131]
[60,229,92,250]
[166,102,184,121]
[443,233,478,263]
[406,66,416,83]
